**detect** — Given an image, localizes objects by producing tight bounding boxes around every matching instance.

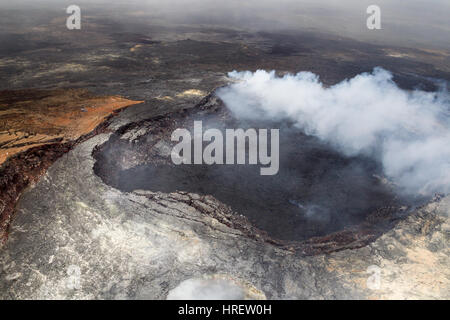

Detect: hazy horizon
[0,0,449,50]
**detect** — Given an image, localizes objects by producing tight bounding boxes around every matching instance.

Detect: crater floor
[93,96,409,244]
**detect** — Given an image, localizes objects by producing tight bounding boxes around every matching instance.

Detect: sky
[1,0,449,49]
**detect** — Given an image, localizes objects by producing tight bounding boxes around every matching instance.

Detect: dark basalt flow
[93,94,416,251]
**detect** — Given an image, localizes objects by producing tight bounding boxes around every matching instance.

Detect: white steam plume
[166,278,244,300]
[217,68,450,195]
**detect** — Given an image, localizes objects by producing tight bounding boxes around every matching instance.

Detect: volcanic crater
[93,93,414,252]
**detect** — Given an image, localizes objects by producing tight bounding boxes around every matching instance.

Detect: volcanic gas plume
[217,68,450,196]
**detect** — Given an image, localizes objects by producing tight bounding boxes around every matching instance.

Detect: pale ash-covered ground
[0,88,449,299]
